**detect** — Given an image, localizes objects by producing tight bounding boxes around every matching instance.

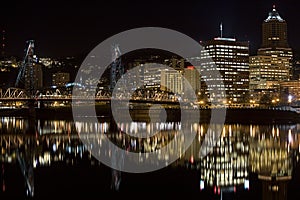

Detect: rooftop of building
[264,5,285,22]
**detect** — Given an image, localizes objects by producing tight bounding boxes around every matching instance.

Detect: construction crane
[15,40,36,97]
[110,44,123,92]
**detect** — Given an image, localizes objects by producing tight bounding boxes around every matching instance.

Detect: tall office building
[261,5,288,48]
[24,63,43,91]
[200,37,249,103]
[183,66,200,94]
[160,68,183,94]
[143,63,163,89]
[250,55,290,82]
[250,6,293,91]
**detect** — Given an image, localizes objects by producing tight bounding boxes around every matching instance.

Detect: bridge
[0,87,184,106]
[2,87,300,112]
[0,40,195,109]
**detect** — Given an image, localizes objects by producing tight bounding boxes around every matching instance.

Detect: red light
[190,156,194,164]
[234,186,236,193]
[187,66,194,70]
[214,186,216,194]
[218,187,220,195]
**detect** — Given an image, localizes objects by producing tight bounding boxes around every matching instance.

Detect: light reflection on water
[1,117,300,198]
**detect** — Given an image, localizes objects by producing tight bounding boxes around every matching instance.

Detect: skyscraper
[261,5,289,48]
[250,6,293,91]
[200,37,249,103]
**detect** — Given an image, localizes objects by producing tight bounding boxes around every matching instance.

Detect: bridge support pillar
[26,99,36,135]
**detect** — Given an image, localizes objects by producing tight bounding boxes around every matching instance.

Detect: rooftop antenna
[220,23,223,38]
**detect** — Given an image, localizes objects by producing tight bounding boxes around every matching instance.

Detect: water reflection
[198,124,250,195]
[1,117,300,199]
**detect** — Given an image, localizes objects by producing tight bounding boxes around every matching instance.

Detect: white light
[53,144,57,152]
[244,179,249,190]
[288,95,292,103]
[200,180,205,190]
[288,129,293,143]
[214,37,236,42]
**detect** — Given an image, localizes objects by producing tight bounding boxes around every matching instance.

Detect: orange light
[187,66,194,70]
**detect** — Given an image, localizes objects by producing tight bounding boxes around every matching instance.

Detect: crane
[15,40,36,97]
[110,44,123,92]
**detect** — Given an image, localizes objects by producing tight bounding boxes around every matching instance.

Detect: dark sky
[1,0,300,58]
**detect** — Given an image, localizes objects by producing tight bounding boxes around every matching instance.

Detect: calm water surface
[1,117,300,199]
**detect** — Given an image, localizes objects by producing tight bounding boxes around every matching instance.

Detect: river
[1,116,300,199]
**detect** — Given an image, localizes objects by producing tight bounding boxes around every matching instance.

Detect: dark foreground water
[1,116,300,199]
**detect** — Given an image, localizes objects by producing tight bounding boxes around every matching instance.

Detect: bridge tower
[110,44,124,92]
[15,40,38,98]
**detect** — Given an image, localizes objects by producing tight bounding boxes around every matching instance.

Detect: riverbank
[0,106,299,124]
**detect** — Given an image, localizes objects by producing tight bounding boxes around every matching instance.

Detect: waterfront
[1,103,300,124]
[1,116,300,199]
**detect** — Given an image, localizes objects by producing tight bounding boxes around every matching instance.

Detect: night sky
[1,0,300,58]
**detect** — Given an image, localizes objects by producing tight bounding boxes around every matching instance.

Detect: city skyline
[2,1,300,199]
[1,0,300,58]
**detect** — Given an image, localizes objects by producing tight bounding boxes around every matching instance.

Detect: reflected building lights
[1,117,300,198]
[199,124,249,190]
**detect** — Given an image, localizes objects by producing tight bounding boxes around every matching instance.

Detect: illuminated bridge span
[1,87,300,112]
[0,87,183,104]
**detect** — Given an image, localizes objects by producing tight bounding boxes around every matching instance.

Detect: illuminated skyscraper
[261,5,288,48]
[250,6,293,91]
[200,37,249,103]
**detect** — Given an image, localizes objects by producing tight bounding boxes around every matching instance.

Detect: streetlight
[272,99,276,104]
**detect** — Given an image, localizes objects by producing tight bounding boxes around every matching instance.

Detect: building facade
[279,80,300,103]
[183,66,200,94]
[250,6,293,93]
[160,68,183,94]
[52,72,70,87]
[200,37,249,103]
